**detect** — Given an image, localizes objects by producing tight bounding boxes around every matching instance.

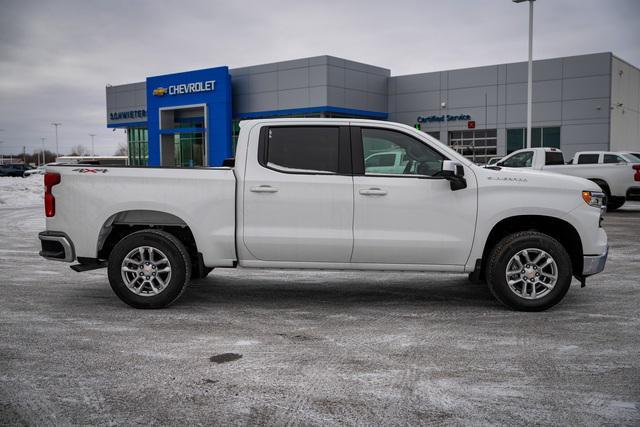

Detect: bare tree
[114,142,128,156]
[69,145,90,156]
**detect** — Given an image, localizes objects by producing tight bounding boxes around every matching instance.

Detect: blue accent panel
[159,127,206,134]
[233,106,388,120]
[146,67,232,167]
[107,121,147,128]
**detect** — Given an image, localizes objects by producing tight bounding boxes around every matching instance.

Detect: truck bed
[45,165,237,266]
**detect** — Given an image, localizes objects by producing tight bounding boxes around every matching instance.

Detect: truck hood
[477,166,601,192]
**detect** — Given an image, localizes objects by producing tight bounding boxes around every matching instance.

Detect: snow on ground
[0,175,44,208]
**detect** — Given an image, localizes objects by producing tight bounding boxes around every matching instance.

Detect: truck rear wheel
[486,231,572,311]
[107,230,191,309]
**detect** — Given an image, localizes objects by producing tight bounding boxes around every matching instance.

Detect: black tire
[606,196,625,211]
[107,229,191,309]
[486,231,573,311]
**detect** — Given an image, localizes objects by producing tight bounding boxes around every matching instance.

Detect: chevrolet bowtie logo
[153,87,167,96]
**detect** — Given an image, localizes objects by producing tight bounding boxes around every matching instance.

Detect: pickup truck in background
[567,151,640,165]
[39,119,608,311]
[496,147,640,210]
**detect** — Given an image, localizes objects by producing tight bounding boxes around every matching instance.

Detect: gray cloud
[0,0,638,155]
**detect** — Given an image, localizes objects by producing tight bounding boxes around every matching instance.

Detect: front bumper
[582,245,608,276]
[39,231,75,262]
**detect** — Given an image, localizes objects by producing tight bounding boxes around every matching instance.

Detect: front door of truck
[351,126,477,266]
[242,125,354,263]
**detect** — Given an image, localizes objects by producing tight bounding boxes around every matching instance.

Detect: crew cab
[39,119,609,311]
[497,147,640,210]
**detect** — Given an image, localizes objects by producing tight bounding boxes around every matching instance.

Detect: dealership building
[106,52,640,167]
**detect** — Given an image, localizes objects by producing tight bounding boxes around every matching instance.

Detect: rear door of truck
[241,123,354,263]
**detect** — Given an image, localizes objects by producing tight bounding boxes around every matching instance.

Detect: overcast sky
[0,0,638,156]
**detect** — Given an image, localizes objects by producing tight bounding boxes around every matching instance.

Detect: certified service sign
[153,80,216,96]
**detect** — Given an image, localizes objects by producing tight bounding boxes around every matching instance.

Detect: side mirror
[441,160,467,191]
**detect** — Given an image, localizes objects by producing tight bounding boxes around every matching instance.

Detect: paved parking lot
[1,203,639,425]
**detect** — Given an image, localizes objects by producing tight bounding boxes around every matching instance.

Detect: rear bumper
[582,245,608,276]
[39,231,75,262]
[626,187,640,201]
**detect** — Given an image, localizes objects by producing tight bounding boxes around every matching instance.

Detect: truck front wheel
[606,196,625,211]
[107,230,192,309]
[486,231,572,311]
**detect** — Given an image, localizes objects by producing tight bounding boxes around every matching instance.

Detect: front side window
[577,154,599,164]
[361,128,445,176]
[365,153,396,168]
[603,154,624,164]
[502,151,533,168]
[265,126,340,174]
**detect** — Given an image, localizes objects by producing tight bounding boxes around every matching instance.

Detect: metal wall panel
[562,75,610,100]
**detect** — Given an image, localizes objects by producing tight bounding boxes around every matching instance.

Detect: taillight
[633,164,640,182]
[44,172,61,217]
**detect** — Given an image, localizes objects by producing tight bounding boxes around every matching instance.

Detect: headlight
[582,191,605,208]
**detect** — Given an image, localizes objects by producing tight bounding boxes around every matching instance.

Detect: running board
[70,261,107,272]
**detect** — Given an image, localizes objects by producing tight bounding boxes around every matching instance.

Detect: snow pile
[0,175,44,208]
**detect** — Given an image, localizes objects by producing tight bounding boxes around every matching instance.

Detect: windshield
[501,151,533,168]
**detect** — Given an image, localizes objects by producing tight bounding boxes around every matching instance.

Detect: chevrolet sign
[154,80,216,96]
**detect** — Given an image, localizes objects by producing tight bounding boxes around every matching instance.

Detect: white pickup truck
[39,119,608,311]
[496,147,640,210]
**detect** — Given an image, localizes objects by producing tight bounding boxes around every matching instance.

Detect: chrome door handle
[359,188,387,196]
[250,185,279,193]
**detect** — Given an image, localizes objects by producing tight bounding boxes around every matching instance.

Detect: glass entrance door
[174,129,204,167]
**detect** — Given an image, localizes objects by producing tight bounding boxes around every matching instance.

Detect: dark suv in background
[0,163,31,177]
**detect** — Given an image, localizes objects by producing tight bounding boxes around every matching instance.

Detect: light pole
[513,0,535,148]
[89,134,96,156]
[41,137,46,165]
[51,122,61,159]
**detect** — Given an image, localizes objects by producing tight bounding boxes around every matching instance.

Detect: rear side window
[577,154,599,164]
[264,126,340,174]
[603,154,624,164]
[545,152,565,165]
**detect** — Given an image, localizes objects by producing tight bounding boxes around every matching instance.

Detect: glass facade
[507,127,561,154]
[128,128,148,166]
[448,129,497,164]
